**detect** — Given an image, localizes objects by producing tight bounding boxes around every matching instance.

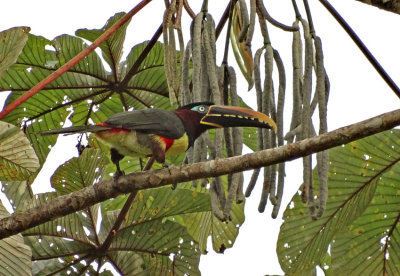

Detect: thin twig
[318,0,400,99]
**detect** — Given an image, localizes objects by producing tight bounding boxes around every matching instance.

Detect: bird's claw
[162,162,172,175]
[112,169,125,190]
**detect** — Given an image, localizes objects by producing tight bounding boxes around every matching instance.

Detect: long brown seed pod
[287,21,302,143]
[236,173,245,204]
[246,47,264,197]
[237,0,250,42]
[246,168,260,197]
[182,40,192,105]
[270,49,286,215]
[163,0,180,105]
[300,19,316,217]
[211,178,225,221]
[229,66,245,206]
[246,0,257,48]
[314,36,329,218]
[203,15,221,101]
[258,179,270,213]
[263,45,275,205]
[191,12,204,101]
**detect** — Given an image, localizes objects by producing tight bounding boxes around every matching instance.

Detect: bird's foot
[162,162,172,175]
[162,162,177,190]
[112,169,125,190]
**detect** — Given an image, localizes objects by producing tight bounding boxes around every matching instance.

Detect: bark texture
[356,0,400,15]
[1,108,400,240]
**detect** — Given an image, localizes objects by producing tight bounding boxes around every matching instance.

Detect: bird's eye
[198,106,206,112]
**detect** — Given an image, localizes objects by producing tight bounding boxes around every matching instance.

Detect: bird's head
[174,102,277,146]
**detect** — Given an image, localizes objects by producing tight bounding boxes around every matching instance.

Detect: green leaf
[76,12,128,73]
[23,149,108,272]
[121,41,171,110]
[0,15,171,168]
[1,180,32,211]
[106,212,200,275]
[0,121,39,180]
[23,192,96,274]
[330,130,400,275]
[181,176,245,254]
[51,148,108,192]
[278,130,400,274]
[0,199,32,276]
[101,186,210,228]
[0,27,30,79]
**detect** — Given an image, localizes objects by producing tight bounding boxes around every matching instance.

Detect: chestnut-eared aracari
[39,102,276,177]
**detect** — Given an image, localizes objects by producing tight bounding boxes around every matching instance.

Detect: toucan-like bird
[39,102,276,177]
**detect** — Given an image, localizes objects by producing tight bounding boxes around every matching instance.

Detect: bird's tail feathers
[37,125,109,136]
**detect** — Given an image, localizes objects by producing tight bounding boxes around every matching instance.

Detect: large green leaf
[104,211,201,275]
[0,121,39,180]
[1,180,32,212]
[24,149,106,273]
[0,27,29,79]
[330,130,400,275]
[0,199,32,276]
[76,12,128,74]
[180,176,245,254]
[51,148,108,192]
[278,130,400,274]
[0,12,171,170]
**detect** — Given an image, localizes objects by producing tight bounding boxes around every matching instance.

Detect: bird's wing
[104,109,185,139]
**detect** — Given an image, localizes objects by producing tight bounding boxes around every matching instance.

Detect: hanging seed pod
[300,19,316,218]
[258,179,270,213]
[211,178,225,221]
[270,49,286,217]
[286,21,302,143]
[237,0,250,42]
[182,40,192,105]
[314,36,329,218]
[246,47,265,197]
[262,44,275,207]
[246,0,256,48]
[222,66,245,216]
[163,0,182,105]
[191,12,204,101]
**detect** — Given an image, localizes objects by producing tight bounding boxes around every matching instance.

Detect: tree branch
[356,0,400,15]
[319,0,400,99]
[1,108,400,239]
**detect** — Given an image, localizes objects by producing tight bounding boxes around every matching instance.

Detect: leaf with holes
[24,149,109,273]
[97,186,210,274]
[0,121,39,181]
[51,148,107,192]
[104,211,200,275]
[330,130,400,275]
[277,130,400,274]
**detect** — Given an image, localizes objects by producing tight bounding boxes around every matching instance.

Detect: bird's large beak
[200,105,277,132]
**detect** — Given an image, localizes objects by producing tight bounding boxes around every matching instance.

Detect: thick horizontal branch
[356,0,400,15]
[1,108,400,239]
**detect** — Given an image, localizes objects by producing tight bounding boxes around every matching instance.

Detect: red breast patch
[159,136,175,150]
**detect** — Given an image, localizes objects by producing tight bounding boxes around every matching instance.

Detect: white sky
[1,1,400,275]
